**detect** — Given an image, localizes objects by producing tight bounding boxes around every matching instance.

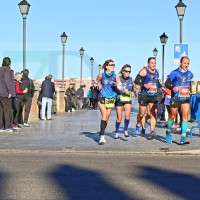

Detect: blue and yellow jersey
[99,72,116,98]
[168,67,193,100]
[117,76,133,102]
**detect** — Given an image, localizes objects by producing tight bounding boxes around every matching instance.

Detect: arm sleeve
[134,74,143,86]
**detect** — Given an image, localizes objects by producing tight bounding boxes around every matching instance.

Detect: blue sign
[174,44,188,64]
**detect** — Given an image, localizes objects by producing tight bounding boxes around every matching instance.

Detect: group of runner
[95,56,193,145]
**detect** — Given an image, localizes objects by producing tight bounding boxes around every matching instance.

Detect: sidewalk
[0,99,200,154]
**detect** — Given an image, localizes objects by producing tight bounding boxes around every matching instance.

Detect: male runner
[165,56,193,144]
[134,57,163,139]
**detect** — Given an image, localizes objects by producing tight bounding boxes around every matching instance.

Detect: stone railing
[29,87,66,122]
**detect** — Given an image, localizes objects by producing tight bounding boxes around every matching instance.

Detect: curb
[0,149,200,155]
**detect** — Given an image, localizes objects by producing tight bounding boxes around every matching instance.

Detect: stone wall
[29,87,66,122]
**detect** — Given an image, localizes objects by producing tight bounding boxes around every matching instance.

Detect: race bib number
[179,86,190,97]
[105,98,115,108]
[147,83,157,94]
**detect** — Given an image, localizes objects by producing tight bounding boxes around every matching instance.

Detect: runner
[134,57,163,139]
[114,64,134,139]
[95,59,121,145]
[165,56,193,144]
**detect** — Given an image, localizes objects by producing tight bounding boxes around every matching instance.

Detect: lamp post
[18,0,30,70]
[160,32,168,84]
[60,32,68,88]
[98,64,102,75]
[79,47,85,86]
[153,48,158,57]
[175,0,187,44]
[90,57,94,85]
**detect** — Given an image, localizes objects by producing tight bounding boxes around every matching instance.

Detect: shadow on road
[0,172,7,199]
[137,166,200,200]
[82,132,99,143]
[51,164,133,200]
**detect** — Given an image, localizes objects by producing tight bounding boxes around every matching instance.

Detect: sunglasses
[123,70,131,73]
[108,64,115,66]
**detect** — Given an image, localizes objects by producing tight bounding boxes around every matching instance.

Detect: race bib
[120,93,131,102]
[179,86,190,97]
[147,83,157,94]
[105,98,115,108]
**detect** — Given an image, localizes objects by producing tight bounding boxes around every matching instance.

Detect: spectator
[0,57,15,132]
[76,85,84,109]
[19,69,35,127]
[82,84,88,109]
[164,88,171,121]
[65,83,76,112]
[91,86,99,109]
[40,75,55,120]
[13,72,28,128]
[87,86,93,108]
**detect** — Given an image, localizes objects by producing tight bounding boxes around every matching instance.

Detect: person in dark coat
[91,86,99,109]
[0,57,15,132]
[19,69,35,127]
[40,75,55,120]
[64,83,76,112]
[76,85,84,109]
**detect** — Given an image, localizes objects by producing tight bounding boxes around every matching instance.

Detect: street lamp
[79,47,85,86]
[18,0,31,70]
[90,57,94,85]
[60,32,68,88]
[175,0,187,43]
[160,32,168,84]
[98,64,102,75]
[153,48,158,57]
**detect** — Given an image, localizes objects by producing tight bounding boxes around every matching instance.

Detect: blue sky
[0,0,199,80]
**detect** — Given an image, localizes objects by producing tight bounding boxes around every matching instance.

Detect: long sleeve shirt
[15,81,24,95]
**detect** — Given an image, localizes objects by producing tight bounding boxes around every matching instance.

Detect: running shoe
[0,129,4,132]
[166,131,172,143]
[4,128,13,132]
[135,125,141,135]
[124,131,129,138]
[12,125,20,130]
[18,124,23,128]
[147,131,157,140]
[23,123,30,127]
[180,136,190,144]
[99,136,106,145]
[114,133,119,139]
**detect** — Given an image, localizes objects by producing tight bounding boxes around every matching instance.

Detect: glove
[117,83,126,93]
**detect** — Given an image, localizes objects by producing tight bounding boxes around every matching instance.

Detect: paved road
[0,98,199,153]
[0,99,199,199]
[0,152,200,200]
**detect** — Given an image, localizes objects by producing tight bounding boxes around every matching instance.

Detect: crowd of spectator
[64,84,100,112]
[0,57,35,132]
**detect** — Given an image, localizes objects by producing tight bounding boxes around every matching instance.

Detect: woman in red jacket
[13,72,27,129]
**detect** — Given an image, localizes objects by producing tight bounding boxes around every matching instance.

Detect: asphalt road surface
[0,152,200,200]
